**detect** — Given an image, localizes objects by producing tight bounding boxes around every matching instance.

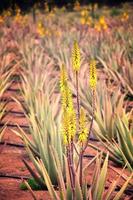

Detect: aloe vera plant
[98,56,133,96]
[15,62,63,184]
[14,89,64,186]
[12,38,65,186]
[76,78,125,140]
[0,55,14,141]
[33,149,133,200]
[93,86,125,140]
[91,112,133,172]
[89,152,133,200]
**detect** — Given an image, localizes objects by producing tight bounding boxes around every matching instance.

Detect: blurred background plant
[0,52,15,141]
[90,111,133,172]
[13,40,64,186]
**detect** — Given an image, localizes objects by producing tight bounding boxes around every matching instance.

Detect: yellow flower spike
[62,111,70,144]
[80,17,86,25]
[79,108,88,143]
[89,59,97,89]
[72,40,81,72]
[62,93,76,144]
[37,21,46,36]
[60,64,68,92]
[94,16,108,31]
[68,109,76,137]
[62,85,73,111]
[60,65,74,112]
[103,23,108,30]
[99,16,106,25]
[38,21,43,28]
[94,23,101,32]
[86,16,92,26]
[60,65,76,145]
[121,12,129,22]
[81,9,88,17]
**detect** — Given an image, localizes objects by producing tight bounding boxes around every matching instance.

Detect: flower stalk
[78,59,97,187]
[60,64,76,199]
[61,48,97,198]
[72,40,81,123]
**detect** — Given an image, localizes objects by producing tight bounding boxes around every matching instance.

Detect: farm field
[0,2,133,200]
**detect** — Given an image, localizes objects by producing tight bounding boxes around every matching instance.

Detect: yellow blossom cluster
[54,30,62,37]
[14,14,28,26]
[121,12,129,22]
[60,65,74,112]
[78,108,88,142]
[89,59,97,89]
[94,16,108,32]
[3,9,12,18]
[60,65,76,144]
[37,21,51,37]
[80,9,92,26]
[0,9,12,25]
[72,40,81,72]
[62,108,76,144]
[13,7,28,26]
[60,64,67,92]
[37,21,62,38]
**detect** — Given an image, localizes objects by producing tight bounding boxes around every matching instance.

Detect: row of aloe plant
[0,53,15,141]
[90,111,133,172]
[76,61,133,171]
[13,42,64,186]
[13,41,133,200]
[6,4,133,96]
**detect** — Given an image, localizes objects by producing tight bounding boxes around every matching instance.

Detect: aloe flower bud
[72,40,81,72]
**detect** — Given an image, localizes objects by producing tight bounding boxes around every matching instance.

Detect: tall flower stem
[67,146,73,187]
[79,143,83,187]
[79,89,95,187]
[76,71,80,123]
[70,141,76,200]
[67,143,76,200]
[76,70,83,187]
[83,89,95,153]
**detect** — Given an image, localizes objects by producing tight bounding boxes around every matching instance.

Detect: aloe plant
[15,69,67,189]
[89,153,133,200]
[13,90,64,186]
[12,37,65,186]
[91,112,133,172]
[33,149,132,200]
[75,79,125,140]
[98,56,133,96]
[0,54,14,141]
[93,86,125,140]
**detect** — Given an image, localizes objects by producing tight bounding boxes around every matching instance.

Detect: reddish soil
[0,82,132,200]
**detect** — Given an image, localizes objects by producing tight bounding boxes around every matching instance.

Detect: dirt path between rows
[0,79,52,200]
